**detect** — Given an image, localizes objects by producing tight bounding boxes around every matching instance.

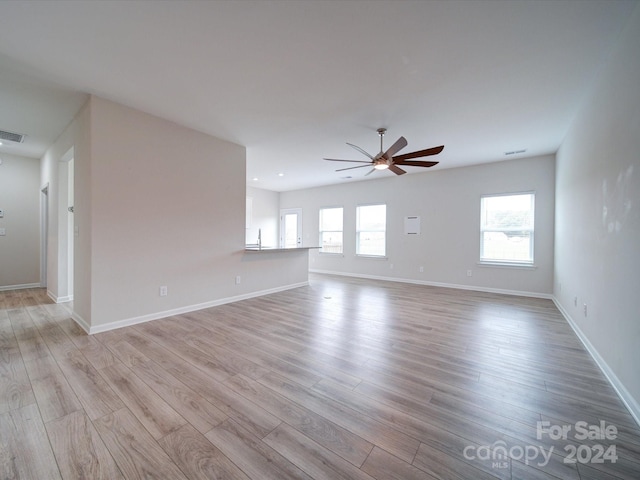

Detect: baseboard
[309,269,552,299]
[71,312,91,334]
[0,283,41,292]
[46,291,74,304]
[553,297,640,428]
[87,281,309,335]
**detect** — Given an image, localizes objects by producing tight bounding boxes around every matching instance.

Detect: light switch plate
[0,209,4,217]
[0,228,5,236]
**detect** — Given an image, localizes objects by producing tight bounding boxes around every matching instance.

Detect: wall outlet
[390,263,394,270]
[574,296,578,307]
[0,227,5,236]
[235,275,241,285]
[159,286,168,296]
[419,266,424,273]
[583,303,588,316]
[467,269,472,277]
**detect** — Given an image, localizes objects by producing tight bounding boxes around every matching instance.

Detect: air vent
[504,149,527,156]
[0,129,25,143]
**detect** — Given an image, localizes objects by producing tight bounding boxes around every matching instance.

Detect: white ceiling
[0,0,636,191]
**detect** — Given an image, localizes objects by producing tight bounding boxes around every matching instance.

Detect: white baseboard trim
[553,298,640,428]
[0,283,41,292]
[309,269,552,299]
[86,281,309,335]
[71,312,91,334]
[46,291,74,304]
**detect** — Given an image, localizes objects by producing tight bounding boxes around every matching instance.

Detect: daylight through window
[356,204,386,257]
[319,207,343,253]
[480,193,534,264]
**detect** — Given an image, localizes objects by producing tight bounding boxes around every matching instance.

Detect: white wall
[41,102,88,306]
[246,185,279,247]
[554,4,640,422]
[281,154,555,296]
[75,96,308,330]
[0,154,40,289]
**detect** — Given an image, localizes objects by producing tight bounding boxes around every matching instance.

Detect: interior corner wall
[72,102,92,324]
[84,96,308,330]
[85,96,243,327]
[280,154,555,296]
[554,5,640,421]
[40,99,90,314]
[0,154,40,288]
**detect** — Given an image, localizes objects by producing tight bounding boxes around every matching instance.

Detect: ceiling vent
[504,149,527,156]
[0,129,25,143]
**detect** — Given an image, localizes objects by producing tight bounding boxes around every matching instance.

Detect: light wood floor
[1,274,639,479]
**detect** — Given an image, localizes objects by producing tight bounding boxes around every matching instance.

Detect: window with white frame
[319,207,343,253]
[356,204,386,257]
[480,193,534,264]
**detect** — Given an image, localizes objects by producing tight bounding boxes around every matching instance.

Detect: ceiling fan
[324,128,444,176]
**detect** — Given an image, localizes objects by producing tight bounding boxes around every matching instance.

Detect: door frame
[40,184,49,287]
[279,208,302,248]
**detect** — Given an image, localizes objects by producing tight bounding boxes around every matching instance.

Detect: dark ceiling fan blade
[382,136,408,160]
[388,164,407,175]
[392,145,444,162]
[346,142,375,160]
[323,158,371,163]
[393,160,439,167]
[336,164,373,172]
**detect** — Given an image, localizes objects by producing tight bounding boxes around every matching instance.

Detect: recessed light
[252,177,259,181]
[278,173,284,177]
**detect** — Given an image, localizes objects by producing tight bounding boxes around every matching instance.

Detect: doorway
[40,184,49,287]
[58,147,74,302]
[67,158,74,297]
[280,208,302,248]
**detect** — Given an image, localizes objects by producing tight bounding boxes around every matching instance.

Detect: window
[480,193,534,264]
[319,207,343,253]
[356,204,386,256]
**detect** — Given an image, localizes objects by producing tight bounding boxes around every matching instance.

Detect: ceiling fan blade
[393,160,439,168]
[388,164,406,175]
[393,145,444,162]
[346,142,375,160]
[382,136,408,160]
[324,158,371,164]
[364,168,376,176]
[336,164,372,172]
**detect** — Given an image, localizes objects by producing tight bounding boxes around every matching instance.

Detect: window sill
[356,254,388,260]
[477,261,537,270]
